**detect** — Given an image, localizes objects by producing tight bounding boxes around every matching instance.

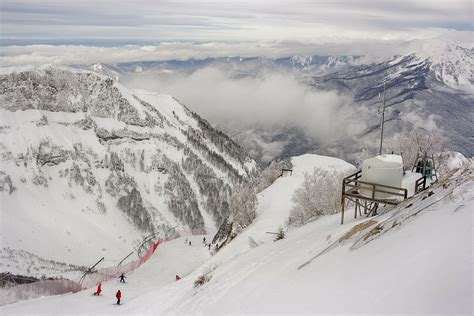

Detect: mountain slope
[2,155,471,314]
[311,46,474,161]
[0,66,259,269]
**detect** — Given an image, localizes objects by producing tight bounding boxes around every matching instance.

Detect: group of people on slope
[185,236,219,252]
[93,273,126,305]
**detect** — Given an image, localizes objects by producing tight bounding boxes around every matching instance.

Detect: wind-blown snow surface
[3,154,471,314]
[0,66,258,273]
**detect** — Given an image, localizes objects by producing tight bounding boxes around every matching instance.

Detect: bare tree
[385,127,447,170]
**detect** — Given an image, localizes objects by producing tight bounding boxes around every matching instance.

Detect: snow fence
[0,228,212,306]
[79,241,160,288]
[0,241,160,306]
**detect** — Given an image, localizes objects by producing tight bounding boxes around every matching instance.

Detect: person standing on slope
[116,290,122,305]
[118,273,127,283]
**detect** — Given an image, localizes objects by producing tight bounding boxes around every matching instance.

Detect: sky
[0,0,471,161]
[1,0,472,45]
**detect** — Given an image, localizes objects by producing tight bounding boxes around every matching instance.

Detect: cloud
[1,31,472,67]
[1,0,472,43]
[124,67,366,143]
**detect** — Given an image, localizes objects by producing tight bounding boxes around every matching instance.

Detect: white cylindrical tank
[359,154,403,199]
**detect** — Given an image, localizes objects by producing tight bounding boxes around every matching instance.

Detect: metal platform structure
[340,170,408,224]
[280,168,293,177]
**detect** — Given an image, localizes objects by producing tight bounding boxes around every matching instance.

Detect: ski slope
[1,154,472,314]
[1,237,212,313]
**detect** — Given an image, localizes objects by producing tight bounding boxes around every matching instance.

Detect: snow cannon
[359,154,403,200]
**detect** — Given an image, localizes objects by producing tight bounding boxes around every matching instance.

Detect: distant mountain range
[81,39,473,164]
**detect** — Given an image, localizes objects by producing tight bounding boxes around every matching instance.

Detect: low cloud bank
[1,32,472,68]
[125,68,367,143]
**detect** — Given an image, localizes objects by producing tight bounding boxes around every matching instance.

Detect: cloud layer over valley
[124,67,367,145]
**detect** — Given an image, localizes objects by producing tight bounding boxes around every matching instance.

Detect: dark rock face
[211,217,233,245]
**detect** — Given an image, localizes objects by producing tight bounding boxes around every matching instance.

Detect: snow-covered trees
[185,127,243,183]
[117,188,154,232]
[256,158,293,192]
[163,157,205,230]
[289,168,348,225]
[257,161,283,191]
[230,183,258,230]
[181,147,232,225]
[385,127,447,170]
[0,66,261,269]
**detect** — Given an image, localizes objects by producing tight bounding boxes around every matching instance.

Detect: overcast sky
[1,0,472,44]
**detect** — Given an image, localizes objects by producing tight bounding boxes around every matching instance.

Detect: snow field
[1,154,472,314]
[1,236,212,313]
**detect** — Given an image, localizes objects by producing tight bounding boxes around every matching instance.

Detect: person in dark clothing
[208,243,211,250]
[202,237,206,244]
[188,240,192,246]
[116,290,122,305]
[119,273,127,283]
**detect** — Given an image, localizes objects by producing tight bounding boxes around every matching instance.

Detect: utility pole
[379,80,386,155]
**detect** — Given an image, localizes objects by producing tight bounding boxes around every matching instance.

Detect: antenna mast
[379,80,386,155]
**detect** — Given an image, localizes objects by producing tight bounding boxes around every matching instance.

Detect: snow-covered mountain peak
[410,38,474,89]
[0,66,259,268]
[86,63,123,82]
[289,55,313,67]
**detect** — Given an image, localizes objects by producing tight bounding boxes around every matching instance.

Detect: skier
[116,290,122,305]
[208,243,211,250]
[188,240,192,246]
[202,236,206,244]
[176,275,181,281]
[93,283,102,296]
[118,273,127,283]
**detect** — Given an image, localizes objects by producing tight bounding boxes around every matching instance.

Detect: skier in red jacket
[116,290,122,305]
[94,283,102,296]
[176,275,181,281]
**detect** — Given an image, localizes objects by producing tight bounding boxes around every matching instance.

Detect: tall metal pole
[379,80,386,155]
[117,252,134,267]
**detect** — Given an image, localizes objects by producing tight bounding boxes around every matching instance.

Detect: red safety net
[1,227,213,306]
[0,241,161,306]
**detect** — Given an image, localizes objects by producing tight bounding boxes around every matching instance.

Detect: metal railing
[342,170,408,203]
[341,170,408,224]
